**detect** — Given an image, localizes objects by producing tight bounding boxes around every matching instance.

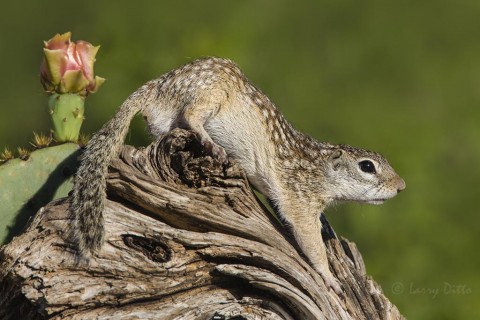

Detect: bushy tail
[70,89,146,257]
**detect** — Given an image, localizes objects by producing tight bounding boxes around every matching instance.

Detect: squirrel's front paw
[315,265,344,297]
[323,273,344,297]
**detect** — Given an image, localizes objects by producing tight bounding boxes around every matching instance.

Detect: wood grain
[0,129,404,319]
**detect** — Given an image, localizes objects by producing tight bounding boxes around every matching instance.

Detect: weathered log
[0,129,404,319]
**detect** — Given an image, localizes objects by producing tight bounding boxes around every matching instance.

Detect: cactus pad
[0,143,81,244]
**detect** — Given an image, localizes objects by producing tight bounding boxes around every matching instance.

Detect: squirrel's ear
[329,149,344,170]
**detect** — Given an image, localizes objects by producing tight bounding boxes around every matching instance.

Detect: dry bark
[0,128,404,320]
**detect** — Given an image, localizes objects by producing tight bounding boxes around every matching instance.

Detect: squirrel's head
[323,145,405,204]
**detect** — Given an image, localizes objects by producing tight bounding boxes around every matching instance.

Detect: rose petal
[88,76,106,93]
[43,48,68,85]
[61,69,89,93]
[75,41,99,81]
[44,32,71,51]
[65,42,82,72]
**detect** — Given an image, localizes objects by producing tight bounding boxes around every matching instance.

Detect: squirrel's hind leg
[181,89,229,163]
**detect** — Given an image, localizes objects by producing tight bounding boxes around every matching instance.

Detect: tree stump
[0,129,404,320]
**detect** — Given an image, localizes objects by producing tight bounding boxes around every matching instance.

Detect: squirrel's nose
[397,178,406,193]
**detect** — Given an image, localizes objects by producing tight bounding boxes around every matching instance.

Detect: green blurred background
[1,1,479,318]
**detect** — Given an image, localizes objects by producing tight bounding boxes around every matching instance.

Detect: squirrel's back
[71,57,253,256]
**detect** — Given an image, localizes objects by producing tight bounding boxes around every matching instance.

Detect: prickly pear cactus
[48,93,85,142]
[0,143,81,245]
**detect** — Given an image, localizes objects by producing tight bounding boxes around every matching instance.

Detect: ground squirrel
[71,57,405,293]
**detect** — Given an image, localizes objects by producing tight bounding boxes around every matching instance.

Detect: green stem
[48,93,85,142]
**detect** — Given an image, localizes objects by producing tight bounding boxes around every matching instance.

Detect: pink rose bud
[40,32,105,95]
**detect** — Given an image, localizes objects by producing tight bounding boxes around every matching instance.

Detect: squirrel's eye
[359,160,376,174]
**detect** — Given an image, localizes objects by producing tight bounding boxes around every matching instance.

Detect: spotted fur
[71,57,405,292]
